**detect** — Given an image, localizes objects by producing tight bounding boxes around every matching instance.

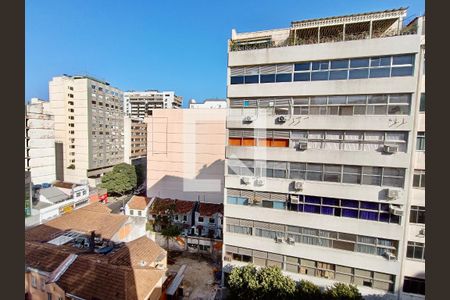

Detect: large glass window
[410,206,425,224]
[403,277,425,295]
[416,132,425,151]
[413,170,425,188]
[419,93,425,112]
[406,241,425,261]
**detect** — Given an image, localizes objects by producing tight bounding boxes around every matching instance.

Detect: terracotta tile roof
[52,181,78,189]
[25,240,165,300]
[78,201,112,214]
[198,202,223,216]
[127,196,150,210]
[109,236,165,267]
[25,204,127,242]
[150,197,195,215]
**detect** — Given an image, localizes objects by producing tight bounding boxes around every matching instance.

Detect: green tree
[227,265,296,300]
[100,163,137,196]
[324,282,363,300]
[296,280,323,300]
[258,266,296,300]
[160,224,181,254]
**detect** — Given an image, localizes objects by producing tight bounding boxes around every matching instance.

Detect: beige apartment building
[124,90,183,119]
[124,116,147,163]
[146,109,226,204]
[223,8,425,300]
[49,75,125,186]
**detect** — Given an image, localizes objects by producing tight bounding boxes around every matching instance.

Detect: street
[107,194,133,214]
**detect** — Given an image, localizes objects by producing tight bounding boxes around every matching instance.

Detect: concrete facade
[188,99,228,109]
[223,9,425,300]
[25,98,56,185]
[146,109,226,204]
[124,116,147,163]
[49,75,125,186]
[124,91,182,119]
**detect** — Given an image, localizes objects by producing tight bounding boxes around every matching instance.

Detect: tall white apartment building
[223,8,425,300]
[25,98,56,185]
[124,90,182,119]
[49,75,125,186]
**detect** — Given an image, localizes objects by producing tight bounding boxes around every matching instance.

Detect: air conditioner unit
[387,189,401,200]
[276,116,287,123]
[275,236,283,243]
[382,144,398,154]
[287,237,295,245]
[419,228,425,236]
[293,181,303,191]
[290,194,300,204]
[243,116,255,123]
[254,178,265,186]
[383,251,396,261]
[241,177,251,185]
[296,142,308,151]
[389,204,404,216]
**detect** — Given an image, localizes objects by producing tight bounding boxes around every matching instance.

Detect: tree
[161,224,181,254]
[227,265,296,300]
[296,280,323,300]
[324,283,363,300]
[100,163,137,196]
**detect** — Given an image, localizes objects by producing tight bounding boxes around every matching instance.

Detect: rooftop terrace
[230,8,424,52]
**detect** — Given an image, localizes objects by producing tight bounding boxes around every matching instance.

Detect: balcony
[229,9,422,52]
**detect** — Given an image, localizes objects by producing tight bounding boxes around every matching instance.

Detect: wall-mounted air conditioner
[293,181,303,191]
[287,237,295,245]
[254,178,264,186]
[290,194,300,204]
[241,177,250,185]
[419,228,425,236]
[296,142,308,151]
[275,236,283,243]
[383,251,396,261]
[382,145,398,154]
[389,204,404,216]
[276,116,286,123]
[387,189,401,200]
[243,116,255,123]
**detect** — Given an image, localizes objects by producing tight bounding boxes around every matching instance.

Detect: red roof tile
[127,196,150,210]
[198,202,223,216]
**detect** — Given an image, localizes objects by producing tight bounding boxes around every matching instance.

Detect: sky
[25,0,425,107]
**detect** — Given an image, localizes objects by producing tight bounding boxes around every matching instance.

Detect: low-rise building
[195,202,224,239]
[149,197,197,233]
[126,195,151,218]
[25,230,167,300]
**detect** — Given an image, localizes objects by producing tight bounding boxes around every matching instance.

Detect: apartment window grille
[416,132,425,151]
[230,54,415,85]
[413,170,425,188]
[409,206,425,224]
[403,277,425,295]
[406,241,425,261]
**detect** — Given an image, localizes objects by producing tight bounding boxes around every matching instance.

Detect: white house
[125,195,151,218]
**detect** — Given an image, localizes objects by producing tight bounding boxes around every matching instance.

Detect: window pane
[310,97,327,105]
[350,58,370,68]
[370,57,391,66]
[331,59,349,69]
[276,74,292,82]
[311,71,329,81]
[295,63,311,71]
[368,95,388,104]
[230,76,244,84]
[312,61,329,70]
[329,70,348,80]
[369,68,391,78]
[294,72,311,81]
[388,105,409,115]
[349,69,369,79]
[260,74,276,83]
[348,95,367,104]
[244,75,259,84]
[391,67,414,77]
[328,96,347,104]
[389,94,411,104]
[419,93,425,112]
[392,54,414,65]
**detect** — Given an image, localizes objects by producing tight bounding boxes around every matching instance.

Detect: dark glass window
[294,73,310,81]
[311,71,329,81]
[295,63,311,71]
[276,74,292,82]
[391,67,414,77]
[244,75,259,84]
[350,58,370,68]
[331,59,349,69]
[403,277,425,295]
[349,69,369,79]
[260,74,276,83]
[230,76,244,84]
[369,68,391,78]
[392,54,414,65]
[419,93,425,112]
[329,70,348,80]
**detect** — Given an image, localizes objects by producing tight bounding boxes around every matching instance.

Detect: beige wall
[25,271,66,300]
[146,109,226,203]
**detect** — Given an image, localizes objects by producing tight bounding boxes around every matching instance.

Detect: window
[47,293,52,300]
[419,93,425,112]
[416,132,425,151]
[410,206,425,224]
[406,241,425,261]
[31,276,37,288]
[209,218,215,223]
[403,277,425,295]
[198,216,204,222]
[413,170,425,188]
[130,210,134,215]
[138,210,142,216]
[183,215,188,221]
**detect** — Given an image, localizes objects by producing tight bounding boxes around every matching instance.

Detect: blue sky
[26,0,425,107]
